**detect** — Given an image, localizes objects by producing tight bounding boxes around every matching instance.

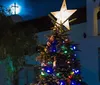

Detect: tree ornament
[47,61,52,65]
[67,61,70,64]
[51,0,76,30]
[36,56,42,62]
[53,60,56,67]
[47,42,51,47]
[70,71,74,75]
[49,35,55,42]
[41,62,47,66]
[68,75,73,79]
[53,56,57,67]
[44,48,48,53]
[65,38,69,43]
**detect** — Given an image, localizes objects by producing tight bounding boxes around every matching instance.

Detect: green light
[48,61,52,65]
[56,73,60,76]
[70,48,73,50]
[64,51,67,54]
[61,46,65,49]
[61,46,66,50]
[70,72,74,75]
[41,72,45,76]
[56,73,61,78]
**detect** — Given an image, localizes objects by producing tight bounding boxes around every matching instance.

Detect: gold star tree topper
[51,0,77,30]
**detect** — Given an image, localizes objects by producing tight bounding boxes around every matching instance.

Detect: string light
[68,75,73,79]
[67,61,70,64]
[71,80,76,85]
[41,72,45,76]
[75,70,80,74]
[56,73,61,78]
[72,69,80,74]
[48,61,52,65]
[41,68,44,71]
[45,67,53,74]
[64,50,67,54]
[59,80,66,85]
[70,45,76,50]
[71,72,74,75]
[74,54,77,56]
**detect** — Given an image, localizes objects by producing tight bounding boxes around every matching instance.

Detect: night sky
[0,0,86,20]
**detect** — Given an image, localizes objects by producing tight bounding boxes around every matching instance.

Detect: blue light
[73,46,76,50]
[47,70,50,72]
[75,69,80,74]
[74,54,77,56]
[45,67,53,74]
[72,69,80,74]
[72,69,75,71]
[59,80,66,85]
[70,45,76,50]
[51,46,56,53]
[71,80,76,85]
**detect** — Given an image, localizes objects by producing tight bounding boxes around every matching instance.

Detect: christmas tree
[36,27,82,85]
[34,0,86,85]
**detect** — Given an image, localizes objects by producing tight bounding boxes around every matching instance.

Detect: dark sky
[0,0,86,20]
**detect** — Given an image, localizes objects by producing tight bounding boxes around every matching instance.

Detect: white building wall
[79,36,100,85]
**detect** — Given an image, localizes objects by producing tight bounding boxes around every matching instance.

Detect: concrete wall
[79,36,100,85]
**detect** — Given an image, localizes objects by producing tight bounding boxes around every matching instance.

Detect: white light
[73,46,76,50]
[47,70,50,73]
[41,68,44,71]
[10,3,21,15]
[79,79,82,82]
